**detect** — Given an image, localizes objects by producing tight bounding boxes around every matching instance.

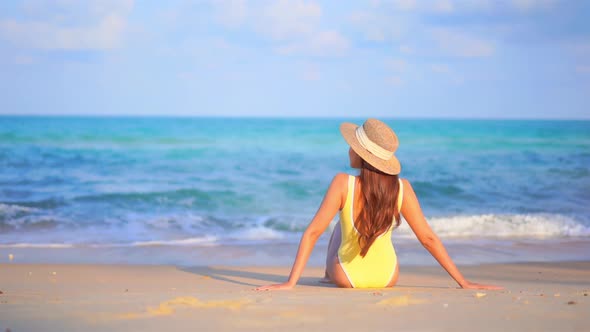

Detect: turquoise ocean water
[1,117,589,264]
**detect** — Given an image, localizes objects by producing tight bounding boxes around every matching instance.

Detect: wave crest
[395,213,590,238]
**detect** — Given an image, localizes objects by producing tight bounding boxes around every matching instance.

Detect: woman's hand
[460,280,503,290]
[255,282,295,291]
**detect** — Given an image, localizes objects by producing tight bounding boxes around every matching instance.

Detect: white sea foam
[0,203,36,216]
[230,227,285,241]
[395,213,590,239]
[128,235,219,247]
[1,214,588,250]
[0,243,73,248]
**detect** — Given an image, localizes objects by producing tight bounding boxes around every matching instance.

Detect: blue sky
[0,0,589,118]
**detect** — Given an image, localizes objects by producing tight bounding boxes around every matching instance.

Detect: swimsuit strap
[397,178,404,212]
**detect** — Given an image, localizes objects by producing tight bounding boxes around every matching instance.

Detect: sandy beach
[1,261,588,331]
[1,0,590,329]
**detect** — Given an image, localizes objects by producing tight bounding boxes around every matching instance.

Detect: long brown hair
[356,160,401,257]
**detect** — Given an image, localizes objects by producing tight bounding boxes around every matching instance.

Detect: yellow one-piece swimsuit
[337,175,404,288]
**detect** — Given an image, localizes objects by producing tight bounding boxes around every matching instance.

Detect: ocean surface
[1,116,589,265]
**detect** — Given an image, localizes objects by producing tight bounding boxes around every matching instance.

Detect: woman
[257,119,501,290]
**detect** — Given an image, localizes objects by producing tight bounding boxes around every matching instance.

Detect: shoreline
[1,261,589,331]
[2,237,590,267]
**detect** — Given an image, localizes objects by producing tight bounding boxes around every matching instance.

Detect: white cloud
[350,11,386,42]
[87,0,134,18]
[511,0,558,11]
[430,63,464,84]
[399,45,413,54]
[431,28,494,57]
[383,0,453,13]
[259,0,321,40]
[383,58,407,88]
[430,63,450,73]
[511,0,535,10]
[213,0,248,28]
[211,0,347,58]
[20,0,133,24]
[451,75,465,85]
[434,0,454,13]
[390,0,417,10]
[348,10,410,43]
[13,55,36,65]
[381,0,557,14]
[385,58,407,72]
[177,71,194,80]
[0,0,133,50]
[276,30,349,57]
[301,63,321,80]
[469,0,493,11]
[0,14,126,50]
[566,42,590,75]
[571,42,590,56]
[386,76,403,86]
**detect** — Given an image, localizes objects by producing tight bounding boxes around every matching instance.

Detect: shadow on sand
[178,266,466,290]
[178,266,338,288]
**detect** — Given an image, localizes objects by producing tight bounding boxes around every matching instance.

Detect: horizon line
[1,114,589,121]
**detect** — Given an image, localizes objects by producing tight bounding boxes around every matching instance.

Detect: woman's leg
[320,221,342,281]
[327,256,353,288]
[386,263,400,287]
[324,221,341,275]
[321,221,353,288]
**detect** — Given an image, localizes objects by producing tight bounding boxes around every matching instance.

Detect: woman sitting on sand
[257,119,501,290]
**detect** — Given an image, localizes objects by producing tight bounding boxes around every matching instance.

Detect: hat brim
[340,122,401,175]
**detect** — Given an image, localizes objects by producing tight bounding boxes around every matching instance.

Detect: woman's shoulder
[330,173,353,194]
[328,173,352,210]
[332,172,353,185]
[399,177,412,189]
[398,178,418,203]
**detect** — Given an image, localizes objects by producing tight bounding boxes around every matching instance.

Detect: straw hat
[340,118,401,175]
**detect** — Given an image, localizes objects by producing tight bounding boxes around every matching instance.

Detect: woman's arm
[400,179,501,290]
[256,173,348,290]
